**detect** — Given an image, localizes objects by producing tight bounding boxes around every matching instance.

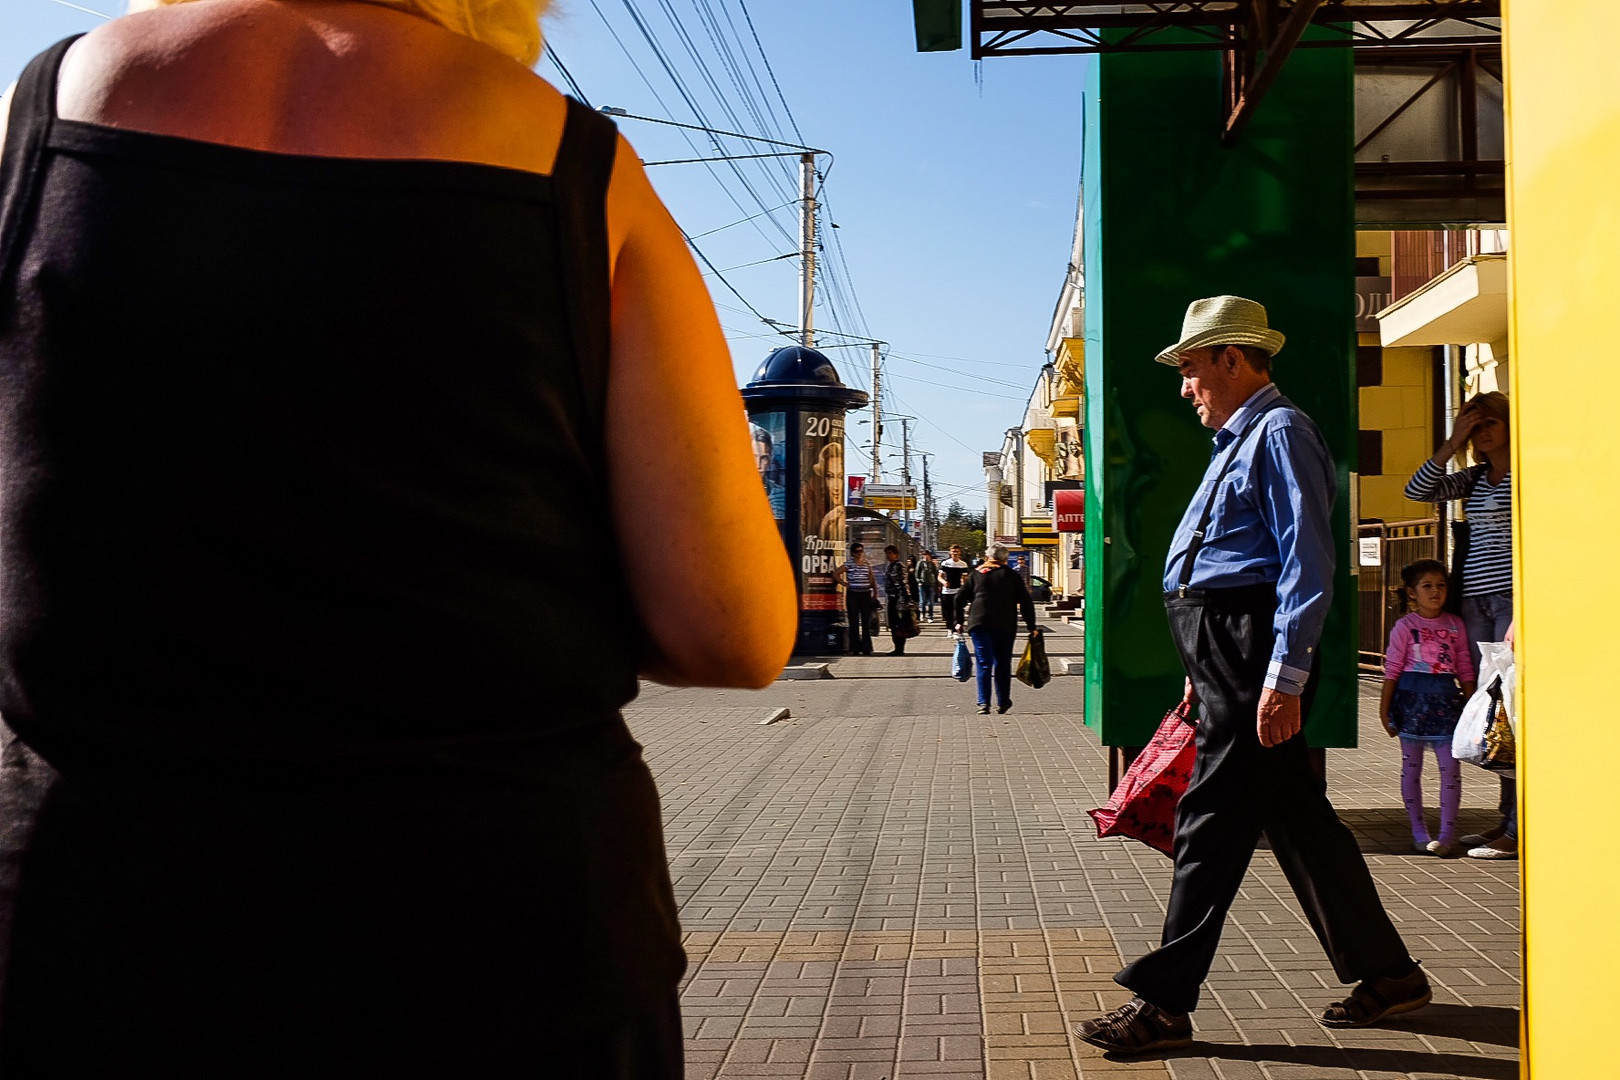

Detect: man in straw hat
[1073,296,1428,1055]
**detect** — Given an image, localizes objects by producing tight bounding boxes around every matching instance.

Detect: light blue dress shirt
[1162,384,1336,695]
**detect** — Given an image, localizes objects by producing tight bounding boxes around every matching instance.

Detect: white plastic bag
[1453,641,1516,776]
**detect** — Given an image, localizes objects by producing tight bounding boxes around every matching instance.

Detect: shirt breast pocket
[1204,474,1250,538]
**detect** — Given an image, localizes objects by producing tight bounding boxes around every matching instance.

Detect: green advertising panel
[1081,35,1358,747]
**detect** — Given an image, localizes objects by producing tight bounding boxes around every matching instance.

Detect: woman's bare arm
[604,134,797,688]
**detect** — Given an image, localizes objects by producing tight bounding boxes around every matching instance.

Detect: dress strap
[549,97,618,440]
[1,36,82,329]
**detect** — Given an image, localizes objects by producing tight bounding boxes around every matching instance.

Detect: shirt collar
[1213,383,1280,450]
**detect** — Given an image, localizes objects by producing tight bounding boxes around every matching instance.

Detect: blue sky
[4,0,1087,514]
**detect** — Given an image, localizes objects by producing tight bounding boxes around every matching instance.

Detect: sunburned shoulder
[54,3,572,171]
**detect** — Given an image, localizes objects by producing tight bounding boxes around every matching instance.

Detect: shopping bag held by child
[1452,640,1516,776]
[1015,631,1050,689]
[1088,702,1196,857]
[951,634,973,682]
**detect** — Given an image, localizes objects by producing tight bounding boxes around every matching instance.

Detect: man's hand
[1257,687,1302,747]
[1182,677,1199,706]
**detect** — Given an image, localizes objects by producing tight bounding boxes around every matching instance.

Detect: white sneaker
[1468,837,1518,860]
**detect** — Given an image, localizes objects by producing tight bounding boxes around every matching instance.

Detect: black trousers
[940,592,963,631]
[887,595,912,652]
[845,591,875,655]
[1116,586,1412,1014]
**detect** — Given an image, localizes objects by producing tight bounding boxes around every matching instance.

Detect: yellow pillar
[1504,3,1620,1075]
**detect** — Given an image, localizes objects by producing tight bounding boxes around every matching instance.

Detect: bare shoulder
[604,127,686,277]
[55,1,570,171]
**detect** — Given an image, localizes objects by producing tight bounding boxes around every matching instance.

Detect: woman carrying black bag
[882,545,920,655]
[1404,390,1516,860]
[955,545,1041,714]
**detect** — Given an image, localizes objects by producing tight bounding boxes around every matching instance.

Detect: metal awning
[965,1,1503,220]
[1376,251,1506,347]
[971,2,1500,145]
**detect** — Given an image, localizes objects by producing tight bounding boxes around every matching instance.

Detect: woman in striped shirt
[836,544,878,656]
[1404,390,1516,859]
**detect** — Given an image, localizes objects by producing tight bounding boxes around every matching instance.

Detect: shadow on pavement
[1336,808,1510,855]
[1120,1032,1519,1079]
[1393,1003,1521,1046]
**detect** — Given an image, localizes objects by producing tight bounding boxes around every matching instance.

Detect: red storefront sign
[1054,487,1085,532]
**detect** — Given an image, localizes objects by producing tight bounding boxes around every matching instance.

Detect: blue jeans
[1462,590,1516,839]
[970,628,1016,708]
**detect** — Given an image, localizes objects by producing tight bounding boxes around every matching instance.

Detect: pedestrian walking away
[938,544,970,636]
[915,549,939,622]
[1074,296,1427,1056]
[1403,390,1518,860]
[1380,560,1476,857]
[954,545,1039,715]
[0,8,798,1075]
[836,543,878,655]
[882,544,919,654]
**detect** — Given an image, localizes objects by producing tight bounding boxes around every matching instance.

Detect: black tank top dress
[0,38,683,1076]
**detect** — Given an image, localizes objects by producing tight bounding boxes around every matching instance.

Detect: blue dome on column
[742,345,869,409]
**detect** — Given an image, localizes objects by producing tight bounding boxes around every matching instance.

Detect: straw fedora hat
[1154,295,1286,366]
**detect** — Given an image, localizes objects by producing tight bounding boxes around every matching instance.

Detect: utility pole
[870,344,883,482]
[901,419,913,532]
[799,153,817,348]
[921,455,934,550]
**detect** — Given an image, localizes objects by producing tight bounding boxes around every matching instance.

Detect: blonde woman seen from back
[0,1,795,1074]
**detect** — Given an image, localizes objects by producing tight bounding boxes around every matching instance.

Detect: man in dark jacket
[882,545,919,655]
[955,545,1039,713]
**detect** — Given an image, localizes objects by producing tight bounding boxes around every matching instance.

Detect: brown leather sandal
[1073,996,1193,1054]
[1319,968,1432,1028]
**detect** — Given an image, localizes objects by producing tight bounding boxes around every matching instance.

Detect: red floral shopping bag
[1087,702,1197,857]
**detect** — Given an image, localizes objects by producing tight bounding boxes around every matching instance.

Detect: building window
[1358,429,1384,476]
[1356,345,1383,388]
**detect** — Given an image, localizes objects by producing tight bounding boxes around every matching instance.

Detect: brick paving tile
[627,637,1517,1079]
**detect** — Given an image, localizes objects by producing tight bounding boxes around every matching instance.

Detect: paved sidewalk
[625,620,1520,1080]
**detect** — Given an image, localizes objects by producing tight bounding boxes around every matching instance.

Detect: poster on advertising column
[749,413,787,520]
[799,410,846,612]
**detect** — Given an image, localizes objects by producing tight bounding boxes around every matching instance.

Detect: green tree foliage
[936,500,986,557]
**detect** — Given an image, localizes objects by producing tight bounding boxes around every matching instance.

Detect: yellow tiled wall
[1355,231,1437,524]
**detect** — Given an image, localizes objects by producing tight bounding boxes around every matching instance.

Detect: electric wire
[884,371,1026,402]
[686,199,797,240]
[544,46,592,105]
[587,0,794,253]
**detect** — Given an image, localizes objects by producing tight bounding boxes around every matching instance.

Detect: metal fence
[1356,518,1442,672]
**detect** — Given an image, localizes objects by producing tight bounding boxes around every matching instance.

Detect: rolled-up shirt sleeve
[1257,419,1336,695]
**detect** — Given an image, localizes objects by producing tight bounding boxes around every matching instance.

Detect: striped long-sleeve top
[1404,460,1513,597]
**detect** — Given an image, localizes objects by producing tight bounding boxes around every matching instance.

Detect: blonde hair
[1466,390,1510,428]
[1463,390,1510,464]
[127,0,551,67]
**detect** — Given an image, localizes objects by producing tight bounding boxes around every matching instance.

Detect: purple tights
[1401,738,1461,846]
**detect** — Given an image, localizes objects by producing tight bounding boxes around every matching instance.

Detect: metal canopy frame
[971,2,1501,145]
[1355,43,1502,212]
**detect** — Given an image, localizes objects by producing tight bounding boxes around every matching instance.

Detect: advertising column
[798,410,847,618]
[740,345,868,655]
